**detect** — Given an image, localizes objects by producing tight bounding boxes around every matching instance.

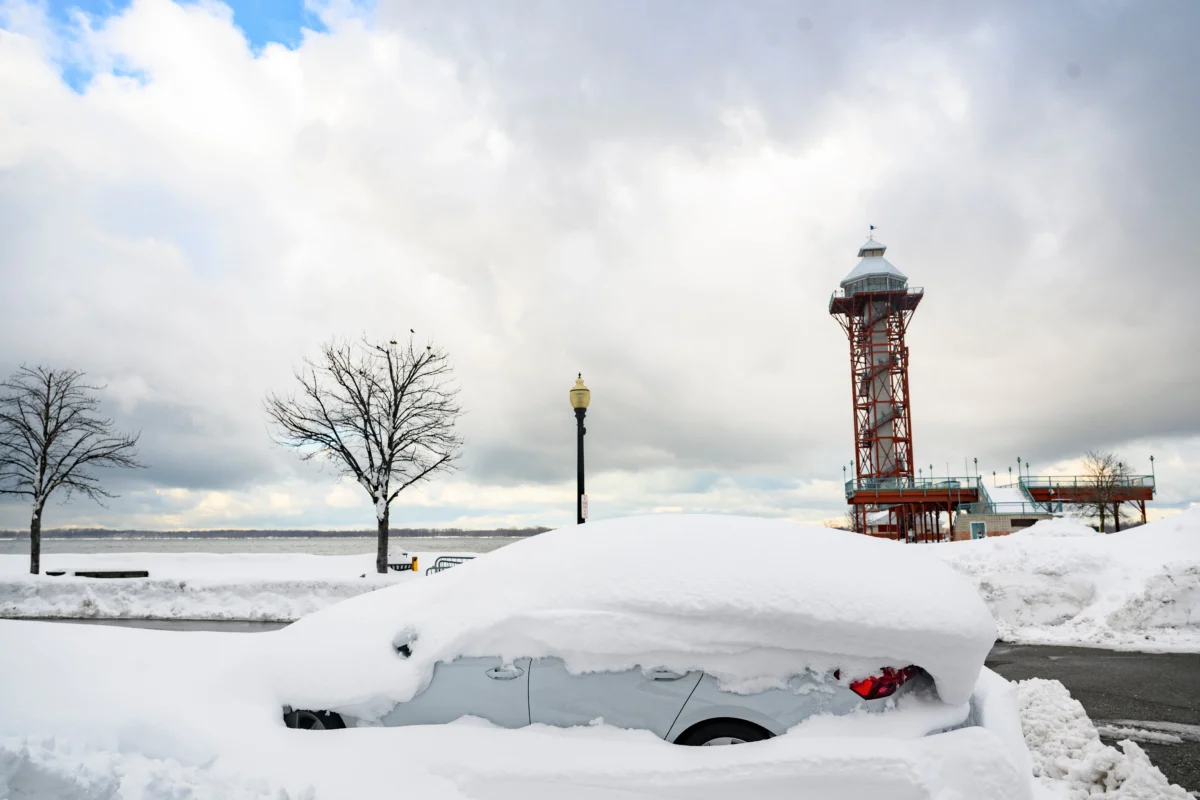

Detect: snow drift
[267,514,996,714]
[935,507,1200,651]
[1017,678,1190,798]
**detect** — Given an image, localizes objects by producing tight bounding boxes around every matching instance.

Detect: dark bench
[45,570,150,579]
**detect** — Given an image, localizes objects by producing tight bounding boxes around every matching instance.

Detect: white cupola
[840,238,908,294]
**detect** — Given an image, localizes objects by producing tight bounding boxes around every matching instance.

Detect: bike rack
[425,555,475,575]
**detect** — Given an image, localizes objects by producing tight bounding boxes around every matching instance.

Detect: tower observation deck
[830,238,980,540]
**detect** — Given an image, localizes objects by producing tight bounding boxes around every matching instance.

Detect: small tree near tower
[1078,450,1131,533]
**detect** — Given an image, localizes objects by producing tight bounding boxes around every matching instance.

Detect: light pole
[569,374,591,524]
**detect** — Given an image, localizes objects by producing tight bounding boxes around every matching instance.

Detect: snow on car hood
[264,515,996,715]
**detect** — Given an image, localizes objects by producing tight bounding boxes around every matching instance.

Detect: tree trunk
[1098,504,1107,533]
[29,511,41,575]
[1113,503,1121,532]
[376,506,389,574]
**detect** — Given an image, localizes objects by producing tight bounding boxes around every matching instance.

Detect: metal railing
[829,286,924,309]
[1012,475,1155,490]
[845,475,982,499]
[961,502,1060,516]
[425,555,475,576]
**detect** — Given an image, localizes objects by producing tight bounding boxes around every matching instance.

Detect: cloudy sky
[1,0,1197,532]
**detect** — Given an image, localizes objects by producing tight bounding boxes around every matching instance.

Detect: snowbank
[0,618,1032,800]
[0,551,458,621]
[0,736,295,799]
[267,515,996,712]
[1010,518,1103,538]
[934,507,1200,651]
[1017,678,1190,798]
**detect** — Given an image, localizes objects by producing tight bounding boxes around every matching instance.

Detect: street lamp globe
[569,374,591,409]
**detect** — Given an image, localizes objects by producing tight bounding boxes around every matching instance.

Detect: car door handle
[647,668,687,681]
[485,666,524,680]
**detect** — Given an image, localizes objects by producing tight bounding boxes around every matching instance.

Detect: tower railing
[1001,475,1156,490]
[960,501,1060,516]
[845,475,983,499]
[828,286,924,311]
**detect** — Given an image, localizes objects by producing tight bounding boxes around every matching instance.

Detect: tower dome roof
[841,238,908,289]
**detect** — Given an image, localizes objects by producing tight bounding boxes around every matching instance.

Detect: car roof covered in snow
[267,515,996,715]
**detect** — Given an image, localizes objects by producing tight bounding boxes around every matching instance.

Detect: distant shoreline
[0,536,526,541]
[0,527,551,540]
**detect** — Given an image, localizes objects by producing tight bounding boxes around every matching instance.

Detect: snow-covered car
[271,515,1025,755]
[285,656,930,744]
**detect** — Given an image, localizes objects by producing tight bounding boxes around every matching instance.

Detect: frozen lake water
[0,536,527,556]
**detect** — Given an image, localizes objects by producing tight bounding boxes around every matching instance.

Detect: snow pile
[268,515,996,715]
[1011,518,1103,538]
[1016,678,1190,798]
[934,507,1200,650]
[0,736,300,799]
[0,618,1033,800]
[0,551,464,621]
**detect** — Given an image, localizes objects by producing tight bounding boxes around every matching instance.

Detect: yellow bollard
[412,556,418,573]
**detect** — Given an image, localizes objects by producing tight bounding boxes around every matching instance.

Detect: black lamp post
[569,374,591,524]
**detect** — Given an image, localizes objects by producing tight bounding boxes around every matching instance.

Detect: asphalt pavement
[987,643,1200,794]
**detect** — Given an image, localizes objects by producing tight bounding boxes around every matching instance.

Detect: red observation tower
[829,238,979,540]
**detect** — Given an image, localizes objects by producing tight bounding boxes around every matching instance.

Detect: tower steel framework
[830,239,978,540]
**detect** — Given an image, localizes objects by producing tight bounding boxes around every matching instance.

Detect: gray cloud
[0,0,1197,530]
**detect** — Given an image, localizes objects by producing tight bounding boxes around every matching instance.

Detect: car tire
[283,709,346,730]
[674,718,772,746]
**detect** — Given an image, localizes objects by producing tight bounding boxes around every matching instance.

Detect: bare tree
[0,366,142,574]
[1078,450,1131,533]
[824,509,858,532]
[266,336,463,573]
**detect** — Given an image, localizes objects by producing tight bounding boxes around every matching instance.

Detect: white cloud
[1,0,1198,532]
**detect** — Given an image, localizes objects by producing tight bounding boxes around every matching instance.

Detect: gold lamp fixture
[569,373,591,409]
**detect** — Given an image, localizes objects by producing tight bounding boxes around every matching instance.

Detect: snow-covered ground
[0,517,1035,799]
[0,550,455,620]
[934,508,1200,652]
[4,509,1198,658]
[1,514,1194,798]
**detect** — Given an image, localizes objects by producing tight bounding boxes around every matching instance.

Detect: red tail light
[849,666,919,700]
